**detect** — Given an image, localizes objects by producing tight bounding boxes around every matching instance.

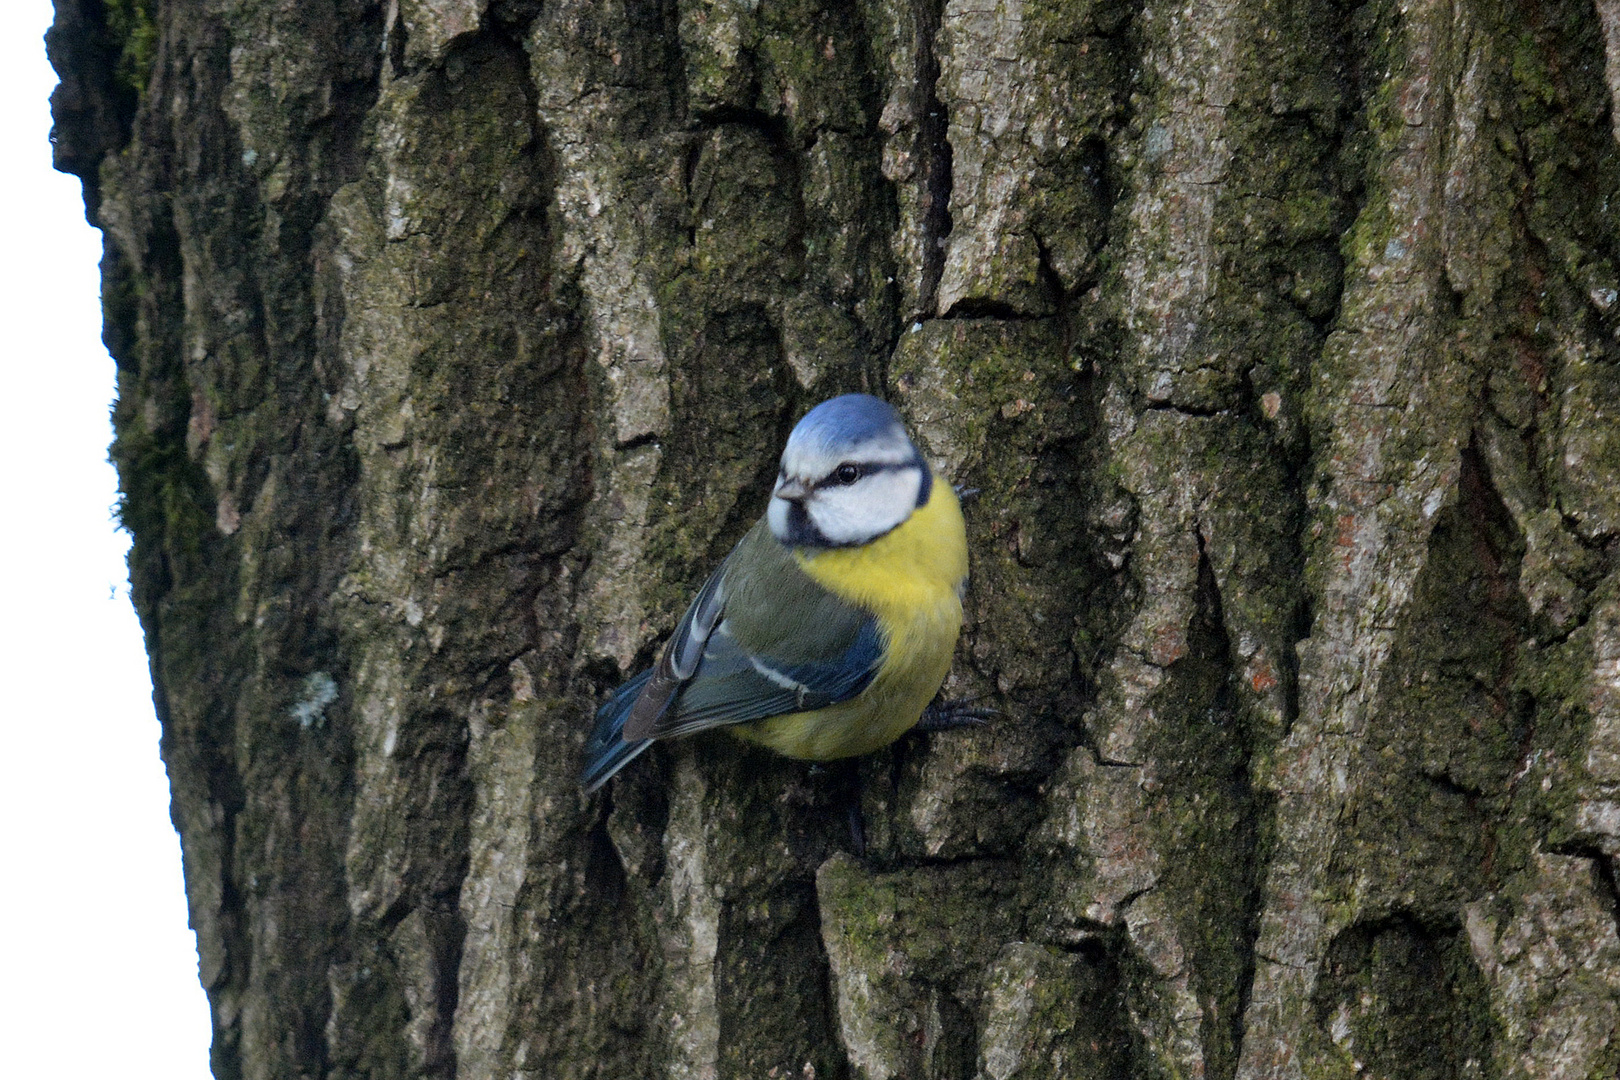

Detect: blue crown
[789,394,905,454]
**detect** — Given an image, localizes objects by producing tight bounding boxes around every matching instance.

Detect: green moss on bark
[104,0,157,97]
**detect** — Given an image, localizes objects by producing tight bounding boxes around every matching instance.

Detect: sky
[0,2,213,1075]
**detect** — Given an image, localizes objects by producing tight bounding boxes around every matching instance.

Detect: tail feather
[582,669,656,792]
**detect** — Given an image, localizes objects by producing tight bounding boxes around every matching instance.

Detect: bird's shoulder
[717,518,876,661]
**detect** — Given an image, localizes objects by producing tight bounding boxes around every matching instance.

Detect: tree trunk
[47,0,1620,1076]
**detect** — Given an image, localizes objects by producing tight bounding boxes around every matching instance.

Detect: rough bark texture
[48,0,1620,1076]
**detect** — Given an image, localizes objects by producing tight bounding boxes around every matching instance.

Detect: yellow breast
[730,481,969,760]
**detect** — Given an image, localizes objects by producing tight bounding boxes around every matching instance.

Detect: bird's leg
[916,693,998,732]
[811,759,868,856]
[845,800,867,858]
[837,759,868,856]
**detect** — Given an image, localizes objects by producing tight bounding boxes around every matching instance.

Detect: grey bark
[46,0,1620,1077]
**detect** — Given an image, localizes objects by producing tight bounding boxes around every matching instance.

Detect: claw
[916,695,999,732]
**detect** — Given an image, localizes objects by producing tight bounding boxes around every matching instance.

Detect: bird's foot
[916,695,998,732]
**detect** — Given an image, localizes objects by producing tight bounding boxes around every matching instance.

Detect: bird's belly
[730,594,961,761]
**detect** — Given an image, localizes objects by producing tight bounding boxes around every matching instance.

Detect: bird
[582,392,977,792]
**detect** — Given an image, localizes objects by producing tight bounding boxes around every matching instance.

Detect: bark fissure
[913,0,952,319]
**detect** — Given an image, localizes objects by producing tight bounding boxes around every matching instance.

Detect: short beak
[774,478,809,501]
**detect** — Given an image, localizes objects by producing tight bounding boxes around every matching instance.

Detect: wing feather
[617,519,882,745]
[642,617,883,740]
[581,670,657,791]
[621,555,730,740]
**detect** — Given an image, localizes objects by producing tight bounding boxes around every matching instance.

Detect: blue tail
[582,669,657,792]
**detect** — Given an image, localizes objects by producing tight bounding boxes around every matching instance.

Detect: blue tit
[582,393,969,791]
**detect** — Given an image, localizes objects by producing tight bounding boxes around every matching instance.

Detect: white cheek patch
[806,467,922,545]
[767,495,792,540]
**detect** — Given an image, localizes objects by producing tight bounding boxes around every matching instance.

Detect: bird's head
[768,394,933,547]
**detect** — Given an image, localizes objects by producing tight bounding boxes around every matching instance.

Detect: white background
[0,2,213,1075]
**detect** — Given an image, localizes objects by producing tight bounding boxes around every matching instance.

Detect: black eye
[834,463,862,485]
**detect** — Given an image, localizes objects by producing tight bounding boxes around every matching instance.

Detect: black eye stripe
[792,455,927,493]
[814,461,898,489]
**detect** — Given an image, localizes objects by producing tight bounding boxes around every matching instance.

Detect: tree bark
[47,0,1620,1076]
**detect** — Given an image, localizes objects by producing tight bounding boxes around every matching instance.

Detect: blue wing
[621,555,729,741]
[644,616,883,739]
[580,619,883,790]
[581,670,656,793]
[581,520,883,790]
